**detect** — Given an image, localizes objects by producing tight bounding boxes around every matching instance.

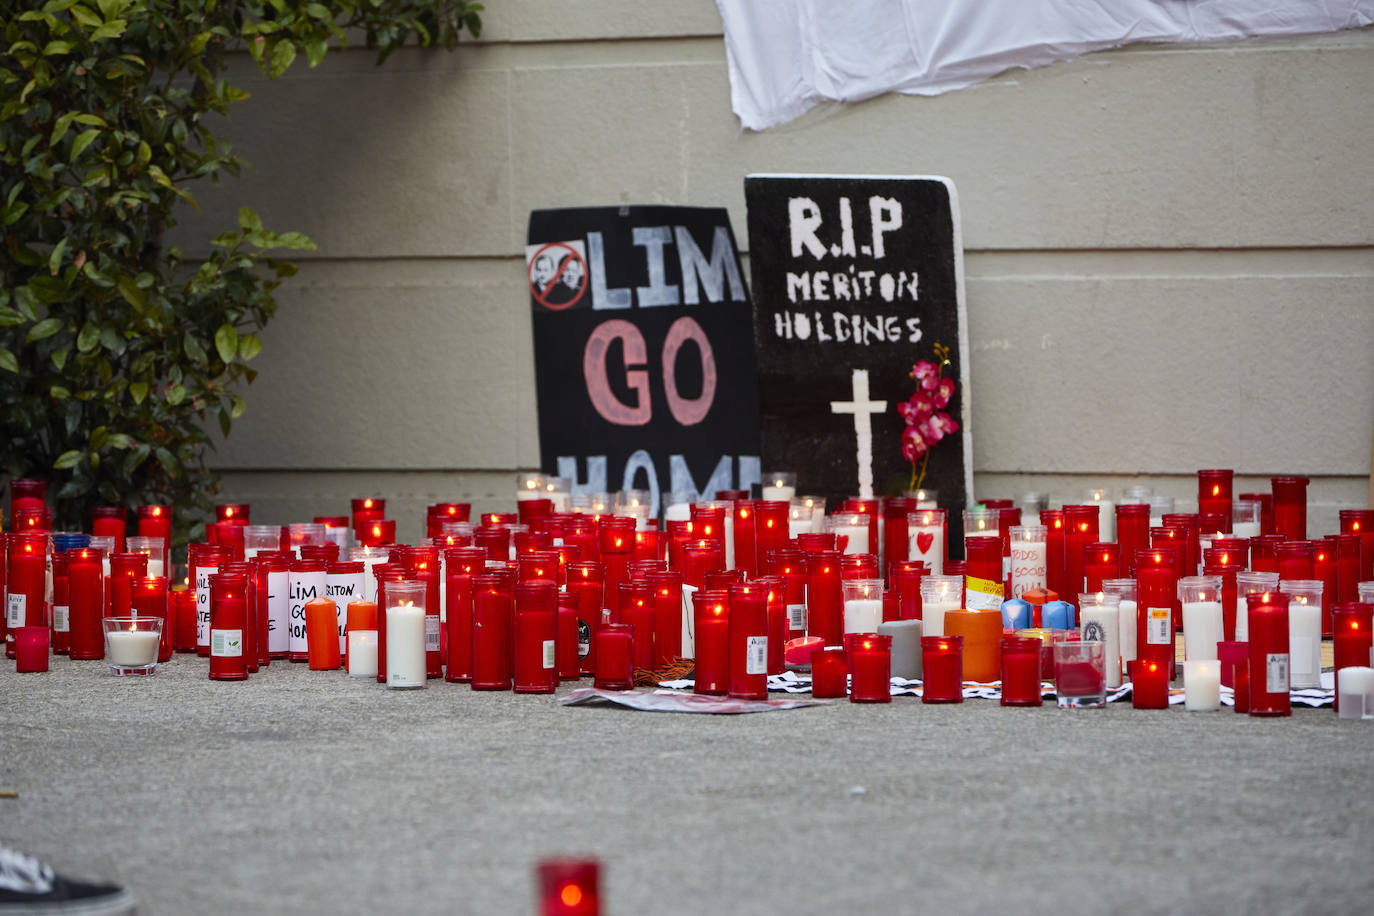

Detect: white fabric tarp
[716,0,1374,129]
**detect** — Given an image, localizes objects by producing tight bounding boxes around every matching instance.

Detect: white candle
[1182,601,1223,661]
[919,576,963,638]
[722,514,736,570]
[843,598,883,635]
[907,524,943,575]
[761,485,795,502]
[788,510,810,541]
[1118,599,1138,667]
[146,558,165,579]
[1009,540,1046,599]
[663,502,692,522]
[1337,666,1374,720]
[1230,521,1261,539]
[1081,601,1122,688]
[1183,659,1221,710]
[834,525,869,556]
[1088,491,1116,542]
[386,604,427,688]
[106,630,160,667]
[347,630,379,678]
[877,619,923,680]
[1287,599,1322,689]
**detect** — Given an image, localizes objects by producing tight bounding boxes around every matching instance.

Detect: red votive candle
[1062,505,1100,600]
[1040,509,1066,599]
[1084,543,1120,594]
[692,590,730,696]
[1270,476,1309,542]
[471,574,513,690]
[1249,535,1283,575]
[536,857,600,916]
[14,626,48,673]
[921,635,963,703]
[805,550,843,647]
[754,500,790,571]
[1135,548,1178,675]
[6,531,47,658]
[846,632,891,703]
[598,517,635,615]
[1197,469,1233,520]
[1339,509,1374,582]
[108,552,149,618]
[1246,591,1291,717]
[557,593,581,681]
[514,581,558,694]
[592,623,634,690]
[727,585,768,700]
[1313,541,1339,637]
[50,551,69,655]
[1275,540,1315,583]
[567,561,604,676]
[350,497,385,539]
[208,572,250,681]
[1130,658,1169,709]
[91,506,127,555]
[732,501,758,578]
[444,547,486,682]
[893,565,928,622]
[215,503,250,525]
[883,497,916,583]
[756,575,787,674]
[646,570,683,666]
[136,505,173,576]
[358,519,396,548]
[1001,636,1043,706]
[1161,513,1200,576]
[618,580,655,669]
[810,646,847,698]
[171,587,196,653]
[1333,602,1374,714]
[1114,503,1150,578]
[131,576,171,662]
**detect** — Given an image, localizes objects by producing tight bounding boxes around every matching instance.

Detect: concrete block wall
[176,3,1374,542]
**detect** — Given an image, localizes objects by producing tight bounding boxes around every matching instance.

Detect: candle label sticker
[196,565,217,647]
[6,592,24,627]
[211,629,243,657]
[965,576,1003,612]
[787,603,807,631]
[578,619,591,657]
[52,605,69,632]
[746,635,768,675]
[681,583,698,657]
[543,639,557,669]
[425,615,441,652]
[1266,653,1290,694]
[1147,607,1171,645]
[1084,620,1105,643]
[266,570,289,654]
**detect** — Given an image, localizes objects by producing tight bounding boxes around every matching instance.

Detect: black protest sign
[527,206,761,512]
[744,175,971,515]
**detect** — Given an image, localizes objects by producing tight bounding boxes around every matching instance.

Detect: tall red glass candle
[90,506,127,555]
[963,535,1003,612]
[692,590,729,695]
[893,565,928,621]
[754,500,790,572]
[208,572,249,681]
[1249,535,1283,574]
[171,586,196,653]
[597,517,635,615]
[882,498,916,584]
[1270,476,1308,542]
[6,531,47,658]
[1000,636,1043,706]
[1275,541,1315,583]
[1084,543,1120,594]
[50,551,69,655]
[1130,658,1169,709]
[805,550,843,646]
[726,585,768,699]
[1327,533,1361,606]
[188,543,227,657]
[9,479,46,523]
[220,560,258,673]
[1061,505,1100,601]
[471,574,513,690]
[768,549,808,636]
[921,635,963,703]
[1339,509,1374,581]
[444,547,486,682]
[557,593,581,681]
[592,623,634,690]
[536,857,600,916]
[617,579,654,669]
[1135,548,1178,674]
[135,505,173,576]
[688,504,726,554]
[847,632,892,703]
[130,575,171,663]
[1238,492,1274,536]
[1246,591,1291,716]
[1312,541,1338,637]
[514,581,558,694]
[1197,469,1233,520]
[646,570,683,666]
[732,501,758,578]
[756,575,787,675]
[566,560,604,675]
[66,546,105,660]
[1203,550,1240,641]
[1040,509,1066,598]
[1161,513,1200,576]
[108,552,149,618]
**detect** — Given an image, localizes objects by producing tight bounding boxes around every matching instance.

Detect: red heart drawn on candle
[916,532,935,554]
[836,535,849,552]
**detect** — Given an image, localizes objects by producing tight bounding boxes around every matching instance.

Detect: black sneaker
[0,845,135,915]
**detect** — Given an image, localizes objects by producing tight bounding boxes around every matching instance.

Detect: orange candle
[305,597,341,670]
[943,608,1003,682]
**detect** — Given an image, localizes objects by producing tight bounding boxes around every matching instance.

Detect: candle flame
[766,519,775,529]
[740,508,751,519]
[1212,485,1220,497]
[1147,662,1158,673]
[862,639,872,650]
[364,499,374,509]
[560,885,583,907]
[713,605,724,617]
[1352,621,1360,630]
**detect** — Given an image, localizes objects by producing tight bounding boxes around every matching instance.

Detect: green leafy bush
[0,0,481,543]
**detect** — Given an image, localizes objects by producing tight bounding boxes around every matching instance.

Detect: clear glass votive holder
[1053,639,1106,708]
[102,614,164,676]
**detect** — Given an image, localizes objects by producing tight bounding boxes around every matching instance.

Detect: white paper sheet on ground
[560,687,831,713]
[716,0,1374,129]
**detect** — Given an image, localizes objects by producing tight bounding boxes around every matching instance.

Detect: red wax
[1233,659,1250,714]
[756,576,787,675]
[1000,636,1043,706]
[444,549,485,682]
[1249,535,1283,574]
[839,553,879,580]
[567,562,605,676]
[1130,659,1170,709]
[171,587,197,653]
[472,575,513,690]
[1022,588,1057,629]
[1055,661,1105,697]
[50,552,69,655]
[727,586,768,700]
[592,623,634,690]
[847,632,892,703]
[1328,533,1361,605]
[209,573,249,681]
[1338,509,1374,582]
[9,479,46,522]
[692,590,730,696]
[1270,476,1309,542]
[1040,509,1066,599]
[1275,540,1315,583]
[796,532,836,554]
[91,506,127,555]
[1312,542,1338,637]
[1332,603,1374,714]
[598,517,635,616]
[474,526,510,563]
[1203,554,1240,641]
[1217,640,1248,690]
[221,560,257,672]
[537,857,600,916]
[1161,513,1201,578]
[131,576,172,662]
[1062,505,1099,600]
[557,593,581,681]
[618,580,655,670]
[188,543,227,657]
[647,571,683,667]
[108,552,149,618]
[136,505,173,578]
[921,635,963,703]
[1084,542,1120,594]
[1246,592,1291,717]
[754,500,790,572]
[14,626,48,673]
[514,581,558,694]
[1198,469,1233,520]
[883,497,916,584]
[805,551,843,647]
[810,647,847,698]
[6,531,47,658]
[689,505,726,554]
[1136,549,1178,673]
[359,519,397,548]
[632,529,659,564]
[733,501,758,578]
[893,565,928,621]
[784,635,825,668]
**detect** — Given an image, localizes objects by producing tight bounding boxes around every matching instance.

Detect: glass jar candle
[809,646,847,698]
[1135,548,1178,675]
[829,511,870,556]
[1061,505,1100,599]
[841,579,884,635]
[1039,509,1066,598]
[893,565,928,622]
[1339,509,1374,582]
[1280,579,1323,689]
[1008,525,1047,600]
[769,549,809,636]
[732,500,759,577]
[1179,575,1224,661]
[1328,533,1361,606]
[1084,488,1115,542]
[130,575,171,663]
[921,635,963,703]
[66,546,105,660]
[1275,541,1315,582]
[1270,476,1309,542]
[6,531,48,658]
[919,574,962,638]
[1130,658,1170,709]
[90,506,127,555]
[727,584,768,700]
[1101,579,1138,671]
[1082,543,1119,595]
[846,633,891,703]
[692,590,730,696]
[1001,636,1043,706]
[1079,593,1123,688]
[804,551,843,647]
[761,471,797,502]
[963,535,1003,612]
[1197,469,1233,521]
[646,570,683,667]
[907,508,946,576]
[1053,639,1107,708]
[1246,591,1291,716]
[108,552,149,619]
[208,572,250,681]
[1333,603,1374,715]
[1231,499,1262,540]
[566,560,605,674]
[514,581,558,694]
[882,498,916,584]
[471,573,513,690]
[1234,571,1279,641]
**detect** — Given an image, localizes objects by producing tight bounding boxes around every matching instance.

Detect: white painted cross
[830,369,888,499]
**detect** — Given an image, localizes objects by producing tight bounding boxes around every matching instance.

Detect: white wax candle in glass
[760,472,796,503]
[1102,579,1138,669]
[788,503,811,541]
[1183,659,1221,710]
[799,496,827,534]
[907,509,945,576]
[907,488,938,509]
[515,473,547,502]
[1085,488,1116,542]
[385,580,427,689]
[125,536,165,578]
[842,579,884,634]
[1231,500,1262,539]
[1008,525,1047,599]
[1336,666,1374,720]
[1179,575,1224,661]
[1281,579,1323,689]
[1079,592,1122,688]
[347,630,379,678]
[919,575,963,638]
[829,512,869,556]
[662,492,694,523]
